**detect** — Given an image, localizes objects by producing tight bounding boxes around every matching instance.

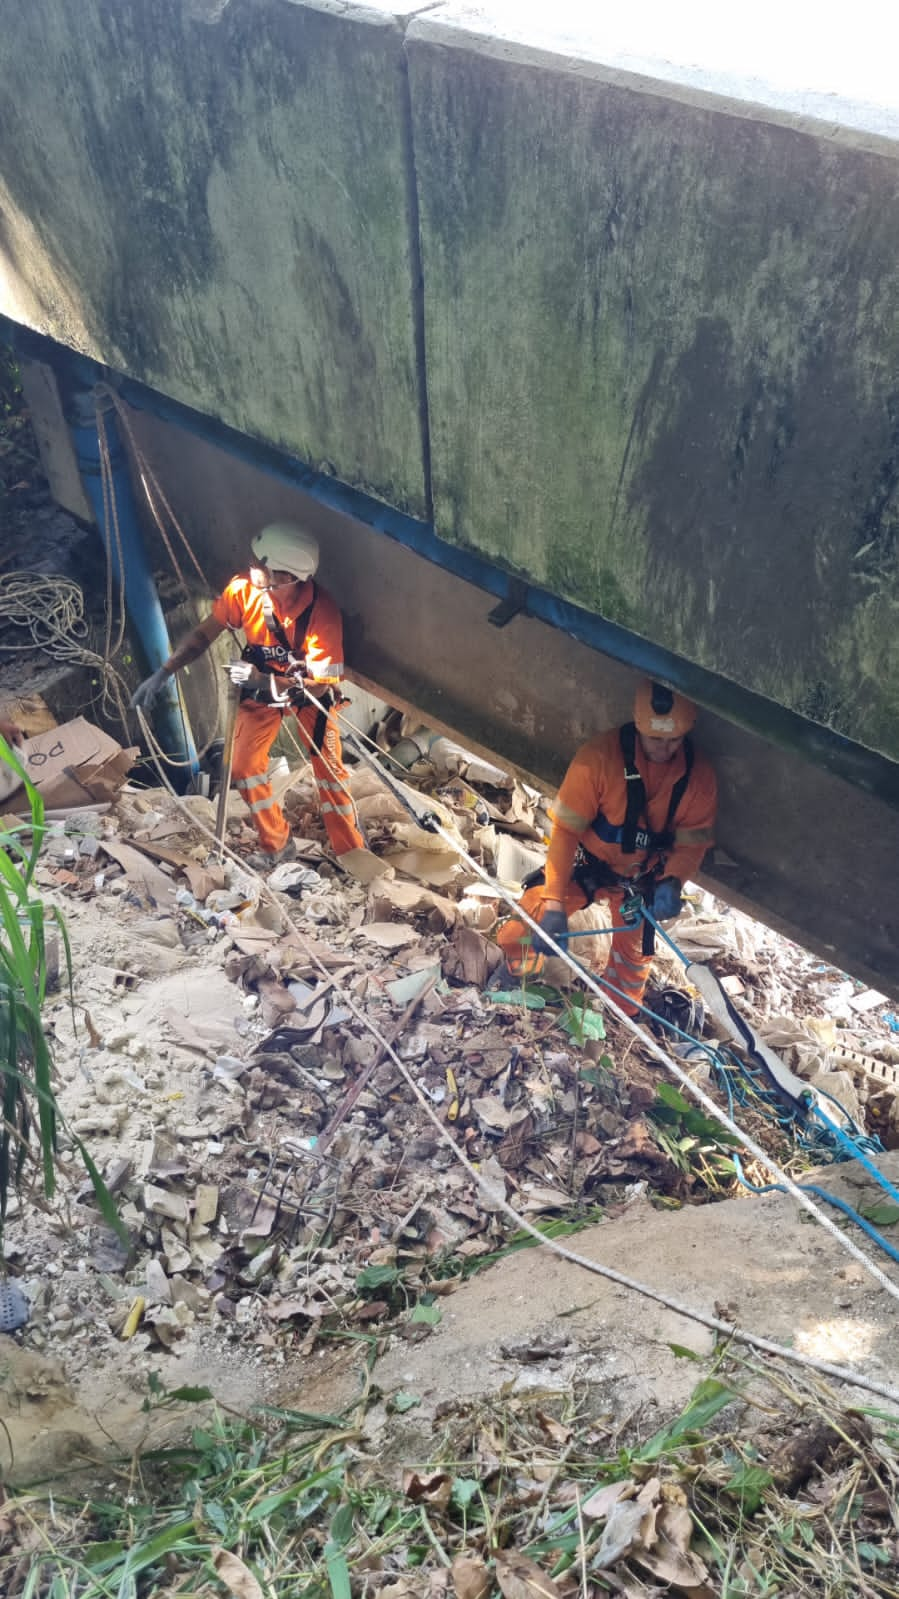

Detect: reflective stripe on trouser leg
[495,882,589,979]
[293,702,366,856]
[231,701,290,854]
[605,892,654,1015]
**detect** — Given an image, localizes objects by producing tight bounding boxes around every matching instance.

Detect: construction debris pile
[4,715,899,1383]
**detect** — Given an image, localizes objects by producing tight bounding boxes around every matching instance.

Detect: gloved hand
[130,666,169,711]
[532,907,569,956]
[225,660,260,688]
[651,876,683,921]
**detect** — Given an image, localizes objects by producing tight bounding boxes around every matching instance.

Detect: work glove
[130,666,169,711]
[531,907,569,956]
[651,876,683,922]
[225,660,260,688]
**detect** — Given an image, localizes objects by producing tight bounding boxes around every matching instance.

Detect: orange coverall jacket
[211,575,344,683]
[545,726,717,898]
[210,575,363,857]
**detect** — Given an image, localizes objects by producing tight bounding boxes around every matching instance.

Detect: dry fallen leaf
[380,1580,430,1599]
[451,1554,491,1599]
[536,1410,572,1446]
[594,1499,647,1569]
[581,1478,634,1521]
[472,1095,527,1131]
[402,1470,453,1510]
[656,1500,694,1554]
[82,1007,102,1049]
[211,1547,264,1599]
[494,1551,566,1599]
[633,1532,709,1590]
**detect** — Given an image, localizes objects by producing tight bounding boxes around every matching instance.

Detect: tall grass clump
[0,732,123,1257]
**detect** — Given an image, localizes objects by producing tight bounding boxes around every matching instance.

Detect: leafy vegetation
[650,1080,742,1193]
[0,735,124,1257]
[5,1350,898,1597]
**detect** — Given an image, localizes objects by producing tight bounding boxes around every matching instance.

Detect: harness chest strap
[261,584,317,666]
[607,720,694,858]
[241,588,318,674]
[241,584,318,696]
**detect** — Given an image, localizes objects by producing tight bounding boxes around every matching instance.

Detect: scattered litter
[267,863,324,895]
[494,833,546,889]
[354,921,421,951]
[386,964,444,1007]
[0,717,137,813]
[0,1278,30,1332]
[488,990,546,1010]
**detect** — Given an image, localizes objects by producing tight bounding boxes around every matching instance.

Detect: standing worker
[130,523,368,868]
[496,680,717,1015]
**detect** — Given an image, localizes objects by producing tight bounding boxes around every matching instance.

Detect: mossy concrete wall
[0,0,428,515]
[2,0,899,762]
[405,8,899,762]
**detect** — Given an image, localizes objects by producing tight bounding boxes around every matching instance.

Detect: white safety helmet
[251,522,320,581]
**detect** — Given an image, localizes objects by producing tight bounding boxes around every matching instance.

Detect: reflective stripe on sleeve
[550,801,590,832]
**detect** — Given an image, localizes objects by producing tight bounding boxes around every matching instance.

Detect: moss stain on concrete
[0,0,427,514]
[407,30,899,759]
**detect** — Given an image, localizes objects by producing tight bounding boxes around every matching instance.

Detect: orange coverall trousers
[231,699,365,857]
[496,880,653,1017]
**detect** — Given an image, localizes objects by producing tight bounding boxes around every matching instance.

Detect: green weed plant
[0,733,123,1258]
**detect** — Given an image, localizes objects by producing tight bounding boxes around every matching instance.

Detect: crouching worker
[495,680,717,1016]
[130,523,367,868]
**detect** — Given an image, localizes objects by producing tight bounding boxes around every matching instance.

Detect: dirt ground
[3,770,899,1496]
[6,1147,898,1487]
[366,1156,899,1469]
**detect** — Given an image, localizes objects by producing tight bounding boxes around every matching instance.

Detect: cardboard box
[0,717,138,813]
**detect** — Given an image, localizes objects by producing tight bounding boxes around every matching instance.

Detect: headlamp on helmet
[633,679,696,738]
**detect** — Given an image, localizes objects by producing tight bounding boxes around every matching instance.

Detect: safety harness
[598,720,694,859]
[241,585,317,696]
[240,583,335,753]
[522,722,695,959]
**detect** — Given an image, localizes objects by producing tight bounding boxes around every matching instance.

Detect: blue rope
[731,1155,899,1267]
[812,1105,899,1205]
[640,903,899,1182]
[540,930,899,1269]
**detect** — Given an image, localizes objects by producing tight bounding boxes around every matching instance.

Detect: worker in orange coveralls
[130,523,367,868]
[496,680,717,1015]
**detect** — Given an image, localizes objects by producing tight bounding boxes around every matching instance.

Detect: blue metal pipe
[66,389,198,774]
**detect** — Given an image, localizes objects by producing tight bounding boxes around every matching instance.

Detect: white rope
[96,387,213,597]
[133,709,899,1405]
[296,685,899,1307]
[118,498,899,1355]
[0,570,131,728]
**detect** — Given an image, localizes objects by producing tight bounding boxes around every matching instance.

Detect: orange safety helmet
[633,679,696,738]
